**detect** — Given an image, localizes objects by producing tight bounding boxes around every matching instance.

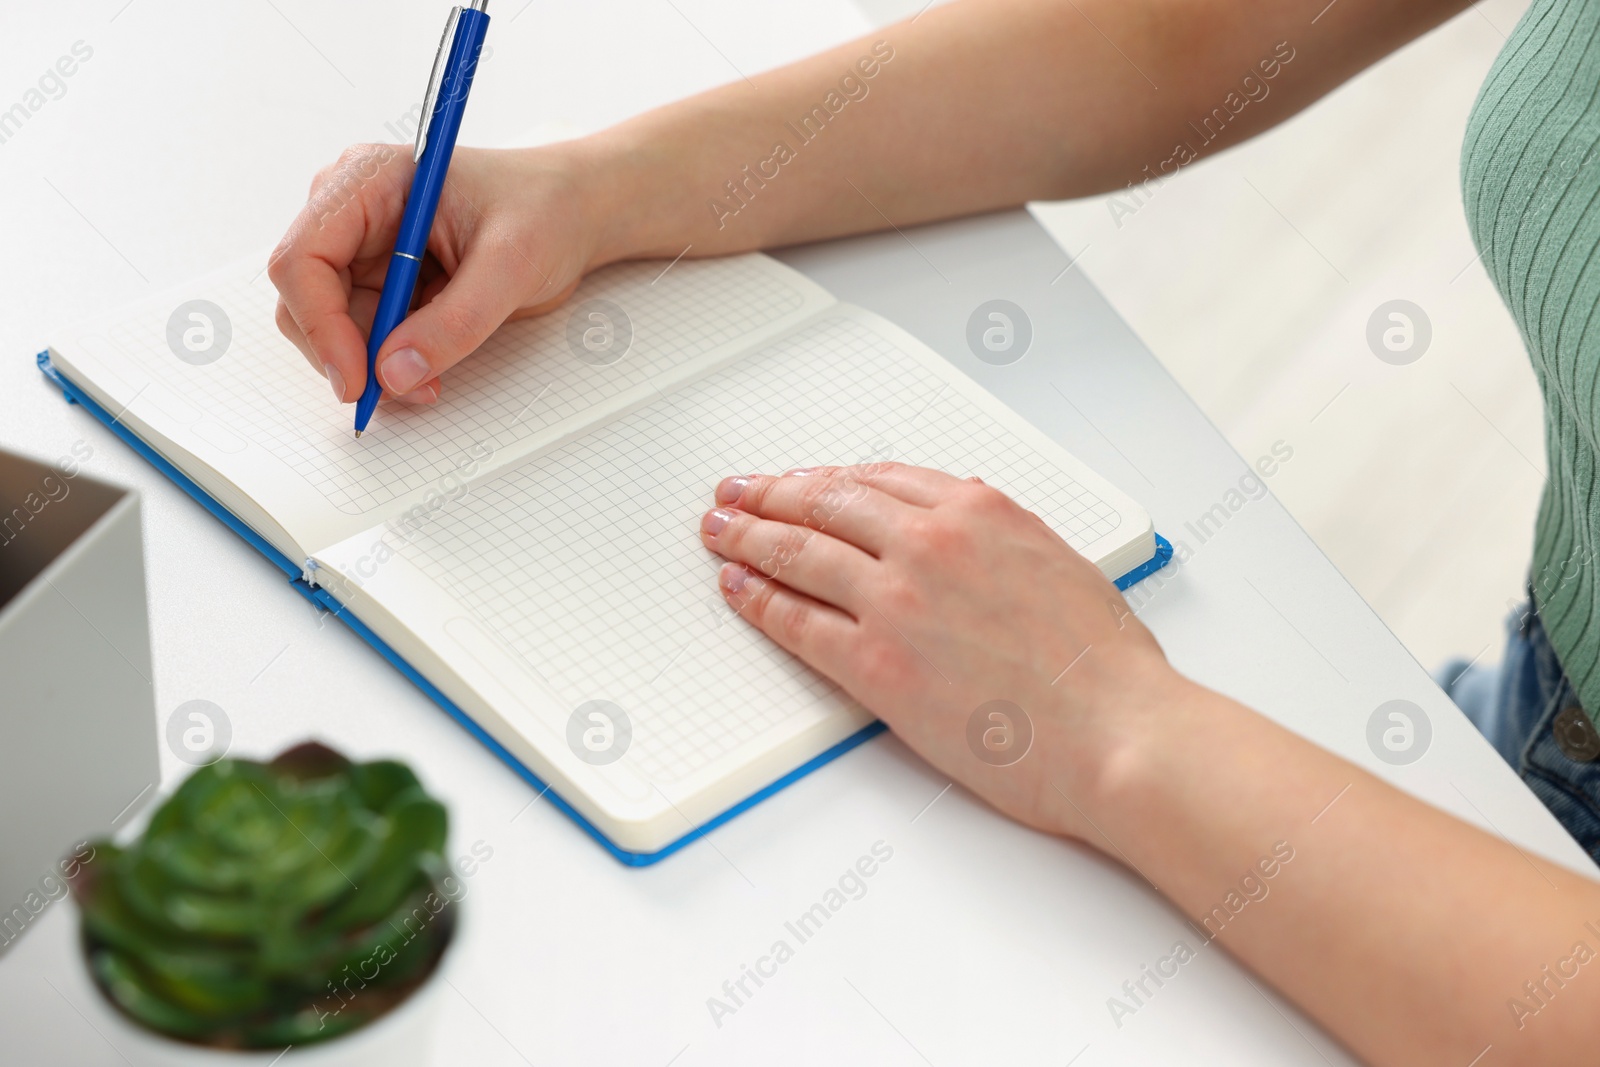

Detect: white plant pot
[60,915,458,1067]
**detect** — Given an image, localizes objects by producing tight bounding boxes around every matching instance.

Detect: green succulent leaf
[135,947,272,1018]
[93,950,220,1040]
[349,760,423,811]
[322,789,448,930]
[125,841,273,940]
[328,875,456,987]
[71,745,453,1050]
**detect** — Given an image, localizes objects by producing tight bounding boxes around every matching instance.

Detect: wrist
[555,124,698,270]
[1036,647,1204,841]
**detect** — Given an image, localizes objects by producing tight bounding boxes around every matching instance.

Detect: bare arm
[1092,674,1600,1066]
[271,0,1472,402]
[694,466,1600,1067]
[584,0,1474,261]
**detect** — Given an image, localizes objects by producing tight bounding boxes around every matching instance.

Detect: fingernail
[380,347,429,394]
[715,476,751,505]
[702,507,734,536]
[721,563,760,596]
[396,383,438,405]
[325,363,346,403]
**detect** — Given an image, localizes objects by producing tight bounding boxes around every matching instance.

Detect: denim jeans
[1439,597,1600,865]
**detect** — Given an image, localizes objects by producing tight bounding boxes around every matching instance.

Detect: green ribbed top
[1463,0,1600,719]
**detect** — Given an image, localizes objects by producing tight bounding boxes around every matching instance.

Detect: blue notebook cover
[36,349,1174,865]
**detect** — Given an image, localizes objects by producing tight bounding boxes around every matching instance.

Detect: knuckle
[760,526,813,576]
[740,474,779,514]
[337,142,378,167]
[874,573,925,618]
[769,595,811,648]
[266,244,292,287]
[793,476,833,518]
[959,481,1013,514]
[988,493,1024,522]
[901,512,963,561]
[852,459,904,487]
[716,511,754,554]
[795,475,853,529]
[312,144,398,213]
[300,315,341,359]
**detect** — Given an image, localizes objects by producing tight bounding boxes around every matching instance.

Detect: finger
[840,460,967,507]
[275,298,318,374]
[353,276,438,403]
[713,470,916,557]
[392,380,441,406]
[719,563,856,670]
[701,507,871,613]
[269,145,412,401]
[373,241,530,396]
[280,325,350,407]
[276,284,388,403]
[276,261,367,402]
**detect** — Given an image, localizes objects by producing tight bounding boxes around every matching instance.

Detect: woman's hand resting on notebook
[266,145,602,407]
[698,462,1185,841]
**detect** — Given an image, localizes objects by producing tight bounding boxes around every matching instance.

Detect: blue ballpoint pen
[354,0,491,437]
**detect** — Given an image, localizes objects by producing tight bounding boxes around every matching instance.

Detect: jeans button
[1553,705,1600,762]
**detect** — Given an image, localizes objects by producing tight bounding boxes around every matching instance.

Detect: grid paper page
[391,313,1124,785]
[84,255,812,515]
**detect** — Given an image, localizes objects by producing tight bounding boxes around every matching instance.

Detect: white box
[0,447,158,955]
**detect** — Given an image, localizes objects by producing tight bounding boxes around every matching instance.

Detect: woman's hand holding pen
[267,144,601,407]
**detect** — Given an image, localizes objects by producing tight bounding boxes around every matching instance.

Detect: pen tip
[354,430,362,439]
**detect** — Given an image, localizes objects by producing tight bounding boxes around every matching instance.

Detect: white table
[0,2,1586,1065]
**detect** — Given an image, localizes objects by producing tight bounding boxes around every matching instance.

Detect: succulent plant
[68,743,454,1049]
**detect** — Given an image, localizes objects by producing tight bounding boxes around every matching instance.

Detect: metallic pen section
[393,251,422,262]
[415,7,462,163]
[469,0,488,11]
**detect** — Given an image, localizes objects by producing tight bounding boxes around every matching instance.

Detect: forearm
[1079,673,1600,1066]
[572,0,1469,263]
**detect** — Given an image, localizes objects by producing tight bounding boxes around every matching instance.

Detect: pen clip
[415,6,463,164]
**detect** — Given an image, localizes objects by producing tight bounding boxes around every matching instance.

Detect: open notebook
[40,251,1165,861]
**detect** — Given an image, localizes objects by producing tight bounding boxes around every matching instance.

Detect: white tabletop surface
[0,2,1588,1065]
